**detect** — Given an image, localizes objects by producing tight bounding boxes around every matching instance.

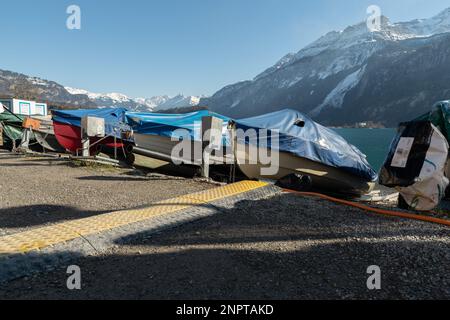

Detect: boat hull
[28,116,65,153]
[34,130,65,153]
[53,121,128,155]
[134,133,373,195]
[236,143,375,196]
[133,133,232,165]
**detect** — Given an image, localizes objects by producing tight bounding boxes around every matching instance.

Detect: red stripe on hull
[53,121,126,155]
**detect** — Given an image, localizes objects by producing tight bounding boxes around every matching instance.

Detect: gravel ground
[0,150,213,235]
[0,191,449,300]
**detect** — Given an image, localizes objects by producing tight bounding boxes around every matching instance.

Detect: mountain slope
[201,8,450,126]
[0,70,96,108]
[0,69,202,112]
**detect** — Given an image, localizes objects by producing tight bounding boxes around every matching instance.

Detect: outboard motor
[379,121,449,211]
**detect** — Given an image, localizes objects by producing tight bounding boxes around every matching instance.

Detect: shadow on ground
[0,205,111,229]
[0,194,448,300]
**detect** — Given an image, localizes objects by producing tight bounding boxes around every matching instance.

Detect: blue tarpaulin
[52,108,130,139]
[235,109,378,182]
[126,110,231,142]
[126,108,377,182]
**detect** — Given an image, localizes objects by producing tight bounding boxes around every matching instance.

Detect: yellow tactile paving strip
[0,180,268,255]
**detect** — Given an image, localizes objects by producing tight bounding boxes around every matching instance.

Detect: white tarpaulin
[397,124,449,211]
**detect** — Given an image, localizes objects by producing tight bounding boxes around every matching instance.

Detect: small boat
[233,109,377,195]
[52,108,134,161]
[126,110,233,165]
[127,109,377,195]
[31,116,66,153]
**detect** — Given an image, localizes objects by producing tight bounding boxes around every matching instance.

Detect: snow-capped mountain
[65,87,201,112]
[153,95,201,111]
[0,70,96,108]
[0,70,202,112]
[201,7,450,126]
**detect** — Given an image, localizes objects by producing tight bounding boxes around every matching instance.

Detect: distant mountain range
[0,69,201,112]
[201,7,450,126]
[0,69,96,108]
[2,7,450,126]
[64,87,201,112]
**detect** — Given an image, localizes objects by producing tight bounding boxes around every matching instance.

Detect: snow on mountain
[65,87,201,112]
[395,7,450,37]
[310,66,366,116]
[153,94,201,111]
[255,9,450,82]
[0,70,96,108]
[134,96,170,110]
[202,7,450,125]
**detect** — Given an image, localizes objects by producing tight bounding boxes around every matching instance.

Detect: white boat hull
[134,133,374,195]
[235,143,375,195]
[133,133,232,165]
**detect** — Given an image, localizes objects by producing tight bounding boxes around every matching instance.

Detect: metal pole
[81,130,90,157]
[201,141,210,179]
[114,135,117,160]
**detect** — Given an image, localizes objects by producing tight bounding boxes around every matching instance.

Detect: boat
[233,109,378,195]
[126,110,233,165]
[52,108,134,162]
[31,116,66,153]
[127,109,377,195]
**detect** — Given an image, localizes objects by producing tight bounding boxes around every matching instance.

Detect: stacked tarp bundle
[235,109,378,182]
[379,101,450,210]
[126,110,231,143]
[52,108,131,139]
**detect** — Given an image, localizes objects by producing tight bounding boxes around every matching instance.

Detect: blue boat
[126,110,232,165]
[233,109,377,195]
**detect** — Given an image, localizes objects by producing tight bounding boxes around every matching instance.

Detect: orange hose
[283,189,450,227]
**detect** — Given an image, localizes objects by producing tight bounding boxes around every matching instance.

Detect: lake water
[334,128,397,172]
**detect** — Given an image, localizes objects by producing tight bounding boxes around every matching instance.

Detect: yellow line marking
[0,181,268,254]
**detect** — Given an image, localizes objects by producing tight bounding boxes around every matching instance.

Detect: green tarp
[411,101,450,142]
[0,112,24,147]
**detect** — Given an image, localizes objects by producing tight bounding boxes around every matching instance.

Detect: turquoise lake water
[334,128,397,172]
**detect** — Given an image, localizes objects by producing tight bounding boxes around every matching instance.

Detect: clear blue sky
[0,0,448,98]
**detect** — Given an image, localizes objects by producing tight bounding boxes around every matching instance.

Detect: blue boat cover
[52,108,130,139]
[235,109,378,182]
[126,110,231,142]
[126,108,377,181]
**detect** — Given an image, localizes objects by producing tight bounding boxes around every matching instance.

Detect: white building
[0,98,48,116]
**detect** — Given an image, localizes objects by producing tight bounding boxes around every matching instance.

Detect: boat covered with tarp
[126,110,232,165]
[127,108,377,195]
[52,108,134,160]
[233,109,378,195]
